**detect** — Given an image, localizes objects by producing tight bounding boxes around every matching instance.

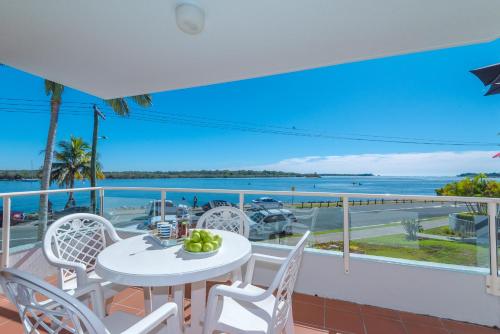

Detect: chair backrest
[0,268,107,334]
[196,206,249,237]
[43,213,121,290]
[269,231,310,333]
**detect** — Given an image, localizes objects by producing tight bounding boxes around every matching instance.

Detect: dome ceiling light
[175,2,205,35]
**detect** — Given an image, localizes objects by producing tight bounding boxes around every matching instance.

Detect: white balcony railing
[1,186,499,294]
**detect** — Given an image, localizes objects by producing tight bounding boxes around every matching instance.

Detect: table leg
[172,285,185,332]
[143,287,152,314]
[186,281,206,334]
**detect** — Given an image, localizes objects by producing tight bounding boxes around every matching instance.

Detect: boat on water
[19,178,39,182]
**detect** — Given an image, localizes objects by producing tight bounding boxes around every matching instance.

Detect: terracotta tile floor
[1,286,499,334]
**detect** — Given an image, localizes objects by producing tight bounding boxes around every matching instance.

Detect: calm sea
[0,176,479,212]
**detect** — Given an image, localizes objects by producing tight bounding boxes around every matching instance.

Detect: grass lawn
[423,225,459,237]
[314,234,488,268]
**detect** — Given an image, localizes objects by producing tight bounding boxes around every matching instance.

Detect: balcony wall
[252,243,500,328]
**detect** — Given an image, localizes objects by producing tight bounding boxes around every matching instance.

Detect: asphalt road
[0,202,467,249]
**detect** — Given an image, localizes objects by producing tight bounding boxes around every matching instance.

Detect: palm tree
[51,136,104,208]
[89,95,152,211]
[37,78,152,237]
[37,80,64,240]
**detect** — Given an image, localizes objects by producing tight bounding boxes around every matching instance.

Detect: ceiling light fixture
[175,2,205,35]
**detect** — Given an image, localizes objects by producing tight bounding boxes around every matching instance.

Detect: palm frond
[44,80,64,102]
[129,94,152,108]
[104,98,129,116]
[50,136,99,188]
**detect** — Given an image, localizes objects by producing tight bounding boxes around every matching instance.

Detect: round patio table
[96,230,252,334]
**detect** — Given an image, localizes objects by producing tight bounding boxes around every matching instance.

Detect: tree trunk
[90,109,99,213]
[37,101,60,240]
[65,177,75,209]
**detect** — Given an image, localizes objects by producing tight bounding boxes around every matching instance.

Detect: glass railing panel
[244,194,343,249]
[103,191,160,231]
[1,191,92,252]
[348,199,489,269]
[183,192,240,229]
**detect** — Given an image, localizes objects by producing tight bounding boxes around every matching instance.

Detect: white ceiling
[1,0,499,99]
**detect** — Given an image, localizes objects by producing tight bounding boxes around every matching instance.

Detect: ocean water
[0,176,473,212]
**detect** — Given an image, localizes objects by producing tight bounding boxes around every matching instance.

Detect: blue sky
[0,39,499,175]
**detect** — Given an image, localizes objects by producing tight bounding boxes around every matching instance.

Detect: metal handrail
[0,186,499,203]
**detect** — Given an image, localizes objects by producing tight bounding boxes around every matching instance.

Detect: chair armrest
[120,302,178,334]
[209,284,264,303]
[48,256,89,286]
[204,282,267,329]
[244,253,286,285]
[43,241,89,286]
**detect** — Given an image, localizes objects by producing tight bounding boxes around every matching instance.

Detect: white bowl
[182,246,220,257]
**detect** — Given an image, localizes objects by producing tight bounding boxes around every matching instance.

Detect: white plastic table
[96,230,252,334]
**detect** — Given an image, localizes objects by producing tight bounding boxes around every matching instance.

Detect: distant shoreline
[0,169,378,180]
[456,172,500,178]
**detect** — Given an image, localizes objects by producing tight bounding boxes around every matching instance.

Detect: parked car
[251,197,283,210]
[247,209,297,240]
[202,200,235,212]
[0,210,25,226]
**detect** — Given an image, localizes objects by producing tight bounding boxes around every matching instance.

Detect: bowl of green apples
[182,229,222,256]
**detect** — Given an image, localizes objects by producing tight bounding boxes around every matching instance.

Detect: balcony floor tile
[1,287,500,334]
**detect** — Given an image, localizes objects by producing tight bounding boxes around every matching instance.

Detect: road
[0,202,466,249]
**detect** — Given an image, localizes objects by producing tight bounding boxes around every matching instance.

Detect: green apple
[202,233,213,243]
[191,232,201,243]
[202,243,214,252]
[210,241,220,249]
[183,238,191,247]
[189,242,202,252]
[213,235,222,243]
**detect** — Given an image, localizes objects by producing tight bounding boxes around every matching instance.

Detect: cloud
[252,151,500,176]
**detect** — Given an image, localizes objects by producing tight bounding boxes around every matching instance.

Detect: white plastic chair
[203,231,311,334]
[196,206,250,238]
[0,268,180,334]
[43,213,125,301]
[197,206,250,281]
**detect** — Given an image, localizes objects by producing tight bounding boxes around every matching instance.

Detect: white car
[247,209,297,240]
[251,197,283,210]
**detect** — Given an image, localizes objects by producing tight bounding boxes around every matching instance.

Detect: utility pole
[91,105,106,213]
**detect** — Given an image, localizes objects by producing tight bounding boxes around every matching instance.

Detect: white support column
[486,202,499,295]
[161,191,166,222]
[99,188,104,216]
[239,192,244,210]
[343,197,350,274]
[2,197,11,268]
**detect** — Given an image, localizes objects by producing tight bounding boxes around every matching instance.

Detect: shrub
[401,218,423,241]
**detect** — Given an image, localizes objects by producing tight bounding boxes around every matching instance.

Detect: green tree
[436,173,500,214]
[38,80,64,240]
[51,136,104,208]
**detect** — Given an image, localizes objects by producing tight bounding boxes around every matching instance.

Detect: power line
[0,98,493,144]
[0,100,498,147]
